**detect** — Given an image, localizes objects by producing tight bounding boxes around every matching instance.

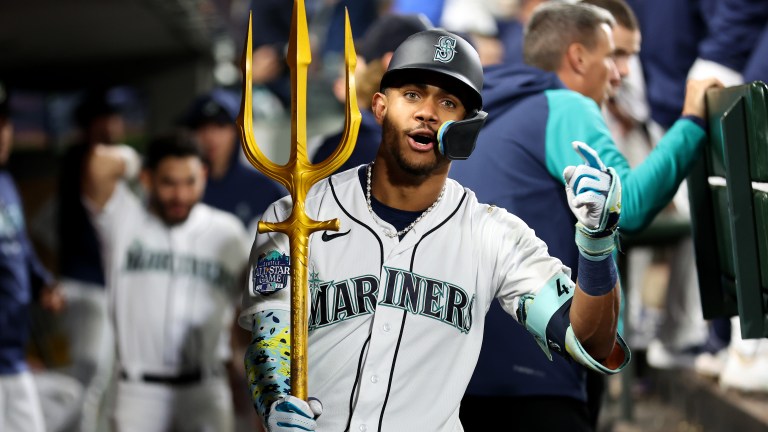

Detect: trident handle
[237,0,361,400]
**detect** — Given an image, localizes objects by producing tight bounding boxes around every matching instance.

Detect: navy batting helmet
[380,29,484,113]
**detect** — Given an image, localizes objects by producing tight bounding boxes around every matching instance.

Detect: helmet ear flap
[437,110,488,160]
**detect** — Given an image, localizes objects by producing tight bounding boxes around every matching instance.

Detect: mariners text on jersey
[124,240,237,288]
[308,267,474,333]
[238,167,595,432]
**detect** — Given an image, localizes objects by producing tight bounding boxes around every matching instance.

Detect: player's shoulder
[458,183,534,234]
[545,89,601,115]
[264,166,362,218]
[263,194,293,222]
[193,203,248,237]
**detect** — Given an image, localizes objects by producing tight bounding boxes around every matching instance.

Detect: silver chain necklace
[366,161,446,238]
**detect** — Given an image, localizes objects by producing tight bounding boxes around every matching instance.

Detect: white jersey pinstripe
[239,167,570,432]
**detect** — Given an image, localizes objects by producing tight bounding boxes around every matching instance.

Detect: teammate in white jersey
[240,29,630,432]
[84,135,250,432]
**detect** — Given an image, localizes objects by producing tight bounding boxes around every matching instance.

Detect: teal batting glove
[563,141,621,260]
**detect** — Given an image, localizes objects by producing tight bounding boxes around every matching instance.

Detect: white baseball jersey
[239,167,570,432]
[95,182,250,377]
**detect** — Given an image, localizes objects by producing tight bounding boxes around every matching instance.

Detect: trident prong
[237,0,361,401]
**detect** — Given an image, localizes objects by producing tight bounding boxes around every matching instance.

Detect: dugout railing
[689,81,768,339]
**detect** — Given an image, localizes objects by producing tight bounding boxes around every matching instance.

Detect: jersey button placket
[350,267,400,427]
[359,424,367,432]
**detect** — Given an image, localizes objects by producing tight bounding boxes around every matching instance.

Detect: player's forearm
[562,141,622,360]
[83,144,140,211]
[619,119,705,233]
[244,309,292,418]
[571,255,620,360]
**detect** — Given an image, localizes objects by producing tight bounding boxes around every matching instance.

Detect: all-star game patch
[251,250,290,295]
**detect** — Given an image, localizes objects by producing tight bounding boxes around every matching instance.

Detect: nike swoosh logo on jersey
[321,229,351,242]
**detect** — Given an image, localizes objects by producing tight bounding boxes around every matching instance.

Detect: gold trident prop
[237,0,361,399]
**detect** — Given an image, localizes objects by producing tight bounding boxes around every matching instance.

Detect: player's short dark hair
[580,0,638,31]
[74,87,128,128]
[144,133,204,171]
[523,2,616,72]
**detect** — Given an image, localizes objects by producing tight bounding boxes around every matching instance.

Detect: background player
[181,89,286,230]
[82,134,250,432]
[0,80,64,432]
[451,3,720,430]
[240,29,629,432]
[57,87,127,432]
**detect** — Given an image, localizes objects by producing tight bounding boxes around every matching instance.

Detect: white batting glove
[563,141,621,260]
[266,395,323,432]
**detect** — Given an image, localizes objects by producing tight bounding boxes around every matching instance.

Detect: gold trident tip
[237,0,361,400]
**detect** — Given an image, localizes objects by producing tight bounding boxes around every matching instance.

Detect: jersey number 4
[556,279,570,297]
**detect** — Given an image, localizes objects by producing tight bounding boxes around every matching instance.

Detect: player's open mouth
[407,130,436,150]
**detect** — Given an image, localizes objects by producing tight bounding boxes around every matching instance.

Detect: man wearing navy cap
[182,89,286,230]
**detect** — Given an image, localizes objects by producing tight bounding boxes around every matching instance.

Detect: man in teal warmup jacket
[451,2,721,430]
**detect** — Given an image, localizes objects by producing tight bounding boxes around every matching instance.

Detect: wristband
[577,253,617,296]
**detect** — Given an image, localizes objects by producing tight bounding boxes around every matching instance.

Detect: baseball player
[240,29,630,432]
[0,81,64,432]
[83,135,250,432]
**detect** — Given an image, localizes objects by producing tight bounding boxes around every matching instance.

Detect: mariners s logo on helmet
[433,36,457,63]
